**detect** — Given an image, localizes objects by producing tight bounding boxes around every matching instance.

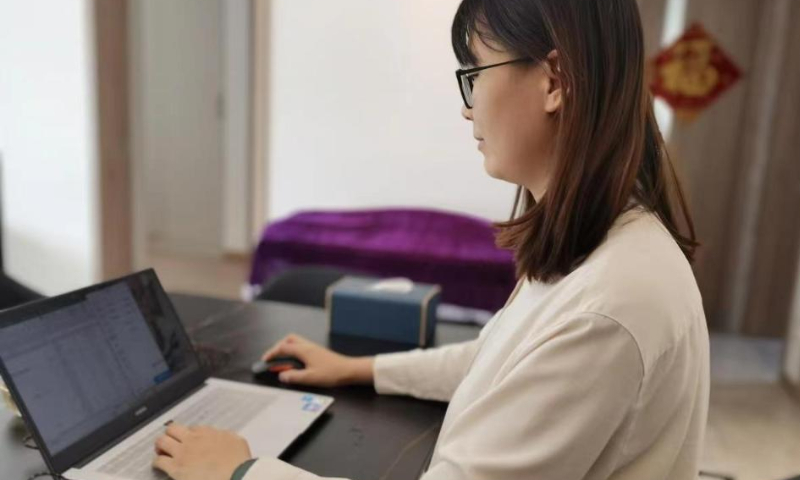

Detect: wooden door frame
[250,0,269,242]
[95,0,269,277]
[94,0,134,279]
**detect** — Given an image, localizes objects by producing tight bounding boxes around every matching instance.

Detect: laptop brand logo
[135,406,148,417]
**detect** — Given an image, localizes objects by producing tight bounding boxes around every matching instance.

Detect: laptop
[0,269,333,480]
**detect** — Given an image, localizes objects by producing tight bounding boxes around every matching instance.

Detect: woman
[153,0,709,478]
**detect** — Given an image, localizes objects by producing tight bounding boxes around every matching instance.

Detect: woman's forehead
[469,33,507,64]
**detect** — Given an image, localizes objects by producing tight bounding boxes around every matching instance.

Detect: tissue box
[325,276,441,346]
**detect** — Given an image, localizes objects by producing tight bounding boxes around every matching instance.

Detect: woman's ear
[542,50,563,114]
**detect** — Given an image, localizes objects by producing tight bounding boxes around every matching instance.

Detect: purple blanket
[248,209,516,312]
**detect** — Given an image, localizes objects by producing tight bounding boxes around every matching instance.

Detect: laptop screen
[0,270,204,472]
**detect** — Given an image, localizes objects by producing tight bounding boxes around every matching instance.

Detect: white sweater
[244,208,710,480]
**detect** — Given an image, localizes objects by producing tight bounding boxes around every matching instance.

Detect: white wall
[263,0,516,223]
[0,0,100,295]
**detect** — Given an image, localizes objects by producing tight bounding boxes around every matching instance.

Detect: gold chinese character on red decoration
[649,23,742,120]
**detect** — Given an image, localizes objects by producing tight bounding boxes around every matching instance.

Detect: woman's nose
[461,105,473,121]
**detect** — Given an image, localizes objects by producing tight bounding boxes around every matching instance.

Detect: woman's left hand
[153,423,252,480]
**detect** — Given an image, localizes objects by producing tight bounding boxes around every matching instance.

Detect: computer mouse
[251,356,306,376]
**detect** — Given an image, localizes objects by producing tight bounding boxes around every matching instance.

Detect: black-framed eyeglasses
[456,58,530,109]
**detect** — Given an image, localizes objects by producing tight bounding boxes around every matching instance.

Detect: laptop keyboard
[97,388,274,480]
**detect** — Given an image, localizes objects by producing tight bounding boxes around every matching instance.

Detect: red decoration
[649,23,742,120]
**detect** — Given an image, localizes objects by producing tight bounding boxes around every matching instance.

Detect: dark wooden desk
[1,294,480,480]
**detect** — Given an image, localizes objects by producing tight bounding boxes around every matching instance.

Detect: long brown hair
[452,0,698,283]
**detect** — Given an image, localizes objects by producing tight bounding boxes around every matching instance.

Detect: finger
[261,335,295,360]
[155,434,182,457]
[152,455,176,477]
[261,344,280,361]
[165,422,191,442]
[263,339,304,361]
[278,369,313,385]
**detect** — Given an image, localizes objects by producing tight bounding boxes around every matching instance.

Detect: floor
[144,251,251,301]
[702,335,800,480]
[147,253,800,480]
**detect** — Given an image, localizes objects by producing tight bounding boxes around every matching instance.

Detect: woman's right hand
[261,334,374,388]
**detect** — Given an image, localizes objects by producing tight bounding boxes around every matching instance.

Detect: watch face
[0,379,21,417]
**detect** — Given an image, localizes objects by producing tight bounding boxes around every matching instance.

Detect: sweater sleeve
[416,313,644,479]
[372,307,501,402]
[238,339,486,480]
[371,338,483,402]
[241,457,334,480]
[242,313,644,480]
[369,281,524,402]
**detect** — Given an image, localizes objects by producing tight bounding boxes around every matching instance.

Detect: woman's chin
[483,157,503,180]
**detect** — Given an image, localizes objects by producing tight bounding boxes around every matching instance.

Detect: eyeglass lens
[460,74,474,108]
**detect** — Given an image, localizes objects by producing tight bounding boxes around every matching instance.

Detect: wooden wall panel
[636,0,668,56]
[668,0,762,331]
[741,1,800,336]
